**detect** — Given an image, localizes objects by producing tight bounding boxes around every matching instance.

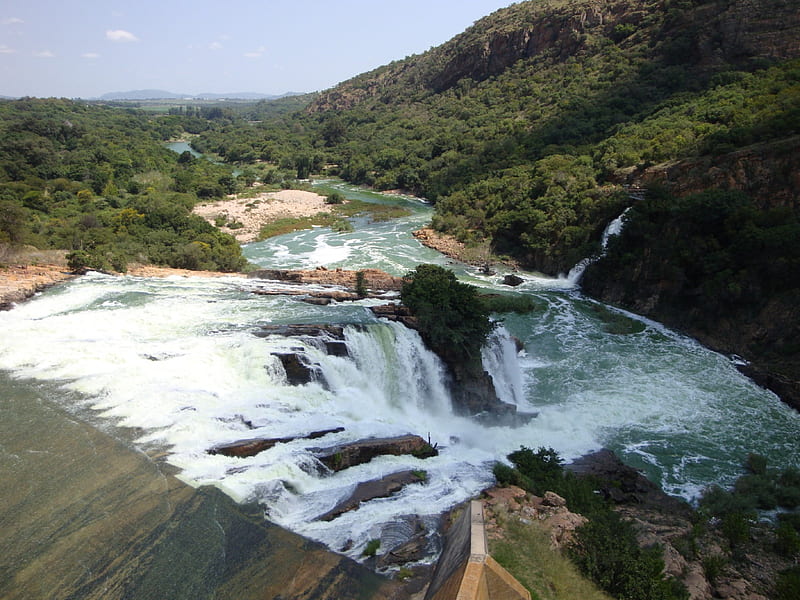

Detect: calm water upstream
[1,181,797,561]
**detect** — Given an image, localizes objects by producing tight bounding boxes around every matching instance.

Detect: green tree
[401,264,494,368]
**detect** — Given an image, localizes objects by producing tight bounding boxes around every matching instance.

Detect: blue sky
[0,0,515,98]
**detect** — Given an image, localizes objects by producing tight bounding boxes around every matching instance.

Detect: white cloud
[244,46,267,58]
[0,44,15,54]
[106,29,139,43]
[1,17,23,26]
[209,41,223,50]
[34,50,55,58]
[81,52,100,59]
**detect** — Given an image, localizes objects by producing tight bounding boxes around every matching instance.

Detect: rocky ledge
[315,434,438,472]
[566,449,789,600]
[0,264,76,310]
[249,267,404,292]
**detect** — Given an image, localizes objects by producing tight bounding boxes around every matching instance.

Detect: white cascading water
[2,185,799,566]
[566,207,631,284]
[481,326,527,407]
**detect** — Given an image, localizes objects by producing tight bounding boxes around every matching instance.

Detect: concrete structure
[425,501,530,600]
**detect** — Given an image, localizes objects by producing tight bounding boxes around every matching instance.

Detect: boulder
[272,352,320,386]
[502,274,525,287]
[317,470,426,521]
[208,427,346,458]
[316,435,438,472]
[376,532,429,567]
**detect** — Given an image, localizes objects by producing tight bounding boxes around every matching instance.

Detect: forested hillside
[186,0,800,406]
[193,0,799,272]
[0,99,247,271]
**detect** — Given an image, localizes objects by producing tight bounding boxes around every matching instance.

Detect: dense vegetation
[494,447,688,600]
[582,187,800,396]
[181,0,799,274]
[0,98,248,271]
[401,264,494,369]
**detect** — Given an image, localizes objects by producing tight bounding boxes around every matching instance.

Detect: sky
[0,0,516,99]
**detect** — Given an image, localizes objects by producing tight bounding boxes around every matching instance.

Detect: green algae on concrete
[0,375,400,600]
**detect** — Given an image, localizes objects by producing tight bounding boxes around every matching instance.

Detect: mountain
[214,0,799,407]
[98,90,293,101]
[99,89,188,100]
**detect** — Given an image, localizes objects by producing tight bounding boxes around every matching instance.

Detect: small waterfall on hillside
[566,207,631,284]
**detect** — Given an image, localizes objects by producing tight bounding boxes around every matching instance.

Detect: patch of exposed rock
[482,486,588,550]
[315,435,438,472]
[249,267,403,293]
[317,470,428,522]
[0,264,76,310]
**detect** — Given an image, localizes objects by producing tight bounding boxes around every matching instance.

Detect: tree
[401,264,494,367]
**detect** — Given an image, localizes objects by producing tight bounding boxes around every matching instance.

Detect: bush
[325,191,345,204]
[401,264,494,368]
[355,270,368,297]
[775,522,800,558]
[776,566,800,600]
[362,538,380,557]
[569,511,689,600]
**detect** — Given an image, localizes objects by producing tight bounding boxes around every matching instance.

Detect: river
[0,181,798,562]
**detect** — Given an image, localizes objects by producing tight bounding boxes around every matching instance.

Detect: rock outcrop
[248,267,403,294]
[309,0,800,113]
[208,427,345,458]
[317,470,427,522]
[315,435,438,472]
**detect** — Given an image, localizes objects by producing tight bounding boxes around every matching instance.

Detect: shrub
[775,522,800,558]
[701,554,728,583]
[401,264,494,368]
[569,510,688,600]
[355,270,368,297]
[362,538,380,557]
[325,191,345,204]
[776,566,800,600]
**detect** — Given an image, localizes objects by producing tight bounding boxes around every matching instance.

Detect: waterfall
[338,322,453,416]
[481,325,525,407]
[566,207,631,285]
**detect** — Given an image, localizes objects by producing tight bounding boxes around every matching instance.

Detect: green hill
[196,0,800,404]
[0,98,247,272]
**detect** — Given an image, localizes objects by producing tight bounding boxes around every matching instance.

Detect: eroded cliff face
[628,136,800,211]
[309,0,800,113]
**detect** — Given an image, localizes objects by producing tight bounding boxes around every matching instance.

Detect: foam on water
[2,187,799,560]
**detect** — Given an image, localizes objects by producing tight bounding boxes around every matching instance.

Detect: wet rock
[272,352,321,386]
[376,532,429,567]
[208,427,346,458]
[502,274,525,287]
[301,296,332,306]
[254,324,346,340]
[325,340,349,357]
[317,470,427,521]
[316,435,438,472]
[369,304,419,330]
[256,324,351,359]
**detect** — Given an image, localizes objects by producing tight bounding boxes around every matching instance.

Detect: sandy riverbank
[0,264,76,309]
[193,189,333,243]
